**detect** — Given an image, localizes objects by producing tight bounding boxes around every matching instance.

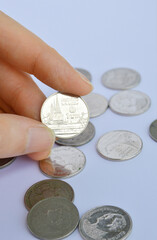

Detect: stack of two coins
[25,179,79,240]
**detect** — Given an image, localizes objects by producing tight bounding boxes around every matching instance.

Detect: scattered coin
[149,119,157,141]
[97,130,143,161]
[39,146,86,178]
[56,122,95,146]
[41,92,89,139]
[79,205,132,240]
[101,68,141,90]
[75,68,92,81]
[24,179,74,211]
[109,90,151,116]
[82,92,108,118]
[0,157,15,169]
[27,197,79,240]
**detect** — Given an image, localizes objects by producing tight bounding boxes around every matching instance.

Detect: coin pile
[1,67,153,239]
[27,68,150,239]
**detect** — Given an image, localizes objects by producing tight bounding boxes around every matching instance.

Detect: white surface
[0,0,157,239]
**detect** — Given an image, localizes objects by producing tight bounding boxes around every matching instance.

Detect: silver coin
[102,68,141,90]
[109,90,151,116]
[41,92,89,139]
[97,130,142,161]
[39,146,86,178]
[82,93,108,118]
[149,119,157,141]
[79,205,132,240]
[56,122,95,146]
[75,68,92,81]
[27,197,79,240]
[0,157,15,169]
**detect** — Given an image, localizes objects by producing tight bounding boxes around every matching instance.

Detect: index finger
[0,11,93,96]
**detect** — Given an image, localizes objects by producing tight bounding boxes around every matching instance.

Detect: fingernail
[25,126,55,154]
[76,70,93,90]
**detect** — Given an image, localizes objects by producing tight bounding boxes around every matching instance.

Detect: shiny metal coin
[97,130,142,161]
[75,68,92,81]
[0,157,15,169]
[39,146,86,178]
[24,179,74,210]
[149,119,157,141]
[102,68,141,90]
[83,92,108,118]
[109,90,151,116]
[56,122,95,146]
[79,205,132,240]
[27,197,79,240]
[41,92,89,139]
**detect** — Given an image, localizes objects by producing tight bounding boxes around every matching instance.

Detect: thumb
[0,114,55,160]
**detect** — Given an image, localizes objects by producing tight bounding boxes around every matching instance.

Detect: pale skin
[0,11,93,161]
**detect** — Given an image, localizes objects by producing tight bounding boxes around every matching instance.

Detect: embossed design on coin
[83,93,108,118]
[41,92,89,138]
[102,68,141,90]
[56,122,95,146]
[149,119,157,142]
[0,157,15,169]
[39,146,86,178]
[97,130,142,161]
[109,90,151,116]
[27,197,79,240]
[79,205,132,240]
[24,179,74,210]
[75,68,92,81]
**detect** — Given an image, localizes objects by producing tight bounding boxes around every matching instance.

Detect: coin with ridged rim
[39,146,86,178]
[102,68,141,90]
[109,90,151,116]
[149,119,157,141]
[97,130,142,161]
[41,92,89,139]
[0,157,15,169]
[75,68,92,81]
[79,205,132,240]
[24,179,74,210]
[82,93,108,118]
[27,197,79,240]
[55,122,95,146]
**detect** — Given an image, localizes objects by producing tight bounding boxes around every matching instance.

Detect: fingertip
[28,150,51,161]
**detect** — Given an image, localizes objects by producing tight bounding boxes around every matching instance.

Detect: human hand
[0,11,93,161]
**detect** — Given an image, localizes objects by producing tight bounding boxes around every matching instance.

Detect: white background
[0,0,157,239]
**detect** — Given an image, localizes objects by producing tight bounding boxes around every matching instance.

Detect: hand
[0,11,93,161]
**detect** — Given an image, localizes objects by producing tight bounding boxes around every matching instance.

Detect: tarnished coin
[79,205,132,240]
[109,90,151,116]
[41,92,89,139]
[75,68,92,81]
[0,157,15,169]
[39,146,86,178]
[56,122,95,146]
[97,130,142,161]
[82,93,108,118]
[102,68,141,90]
[27,197,79,240]
[24,179,74,210]
[149,119,157,141]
